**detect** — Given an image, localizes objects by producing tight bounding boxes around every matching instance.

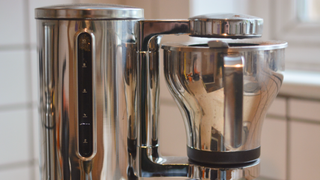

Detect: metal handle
[137,20,190,176]
[208,40,244,149]
[137,20,190,147]
[223,54,244,149]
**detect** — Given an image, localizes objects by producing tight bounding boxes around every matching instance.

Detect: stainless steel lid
[162,40,288,51]
[35,4,144,20]
[189,13,263,39]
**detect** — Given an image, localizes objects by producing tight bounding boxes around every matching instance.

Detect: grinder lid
[189,13,263,39]
[35,4,144,20]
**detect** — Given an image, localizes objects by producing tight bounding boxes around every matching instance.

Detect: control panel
[77,33,93,157]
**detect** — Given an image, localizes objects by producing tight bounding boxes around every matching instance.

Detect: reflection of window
[298,0,320,22]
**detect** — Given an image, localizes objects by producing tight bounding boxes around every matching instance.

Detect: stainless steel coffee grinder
[35,4,287,180]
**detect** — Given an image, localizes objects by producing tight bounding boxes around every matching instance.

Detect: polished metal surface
[136,20,190,177]
[37,18,140,179]
[162,40,287,154]
[189,13,263,38]
[37,5,285,179]
[35,4,144,19]
[137,20,189,146]
[189,160,260,180]
[223,55,244,148]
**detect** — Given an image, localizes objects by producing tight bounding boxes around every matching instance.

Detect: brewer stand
[137,14,286,180]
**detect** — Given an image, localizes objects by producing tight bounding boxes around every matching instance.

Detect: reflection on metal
[42,23,57,180]
[36,4,287,179]
[189,160,260,180]
[37,18,139,179]
[223,55,244,149]
[162,41,286,164]
[189,13,263,38]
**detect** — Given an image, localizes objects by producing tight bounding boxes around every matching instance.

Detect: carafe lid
[162,40,287,51]
[35,4,144,20]
[189,13,263,39]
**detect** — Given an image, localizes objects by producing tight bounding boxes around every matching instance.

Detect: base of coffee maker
[189,159,260,180]
[187,146,260,165]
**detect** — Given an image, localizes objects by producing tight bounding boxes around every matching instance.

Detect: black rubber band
[187,146,260,165]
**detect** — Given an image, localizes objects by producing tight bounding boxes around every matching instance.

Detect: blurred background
[0,0,320,179]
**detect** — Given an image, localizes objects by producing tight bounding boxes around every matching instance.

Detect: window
[272,0,320,71]
[298,0,320,22]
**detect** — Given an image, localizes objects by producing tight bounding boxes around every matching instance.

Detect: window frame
[270,0,320,71]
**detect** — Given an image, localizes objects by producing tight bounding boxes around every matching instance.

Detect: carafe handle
[223,54,244,148]
[208,41,244,148]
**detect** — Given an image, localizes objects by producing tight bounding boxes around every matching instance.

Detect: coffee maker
[35,4,287,180]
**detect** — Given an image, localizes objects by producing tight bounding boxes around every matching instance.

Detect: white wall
[0,0,76,179]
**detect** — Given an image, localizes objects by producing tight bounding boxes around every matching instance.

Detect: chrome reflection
[37,5,286,179]
[37,19,139,179]
[162,41,286,155]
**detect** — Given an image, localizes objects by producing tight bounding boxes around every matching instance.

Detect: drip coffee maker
[35,4,287,180]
